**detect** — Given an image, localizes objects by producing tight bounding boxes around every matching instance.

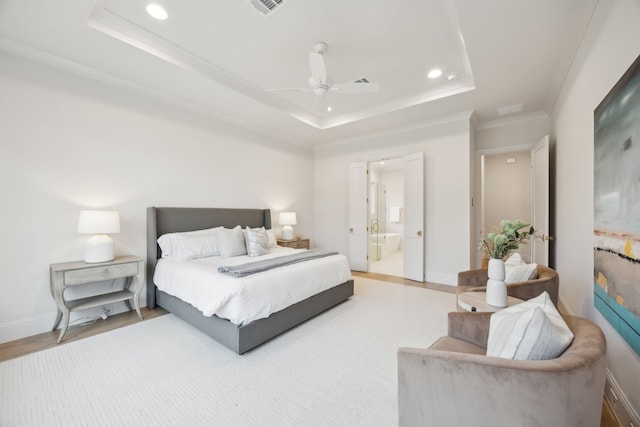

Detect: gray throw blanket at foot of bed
[218,249,338,277]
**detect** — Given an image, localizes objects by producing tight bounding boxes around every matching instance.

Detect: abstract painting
[594,54,640,356]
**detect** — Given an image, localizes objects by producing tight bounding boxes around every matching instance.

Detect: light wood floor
[0,307,167,362]
[0,277,620,427]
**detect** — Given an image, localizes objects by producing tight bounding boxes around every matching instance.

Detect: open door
[403,153,424,281]
[531,135,550,265]
[349,161,368,271]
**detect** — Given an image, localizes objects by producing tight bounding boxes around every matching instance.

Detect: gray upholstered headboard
[146,207,271,308]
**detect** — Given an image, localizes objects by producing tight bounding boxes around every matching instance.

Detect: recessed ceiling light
[447,73,460,81]
[427,68,443,79]
[146,4,168,20]
[327,106,332,112]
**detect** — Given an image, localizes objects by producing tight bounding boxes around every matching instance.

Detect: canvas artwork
[593,54,640,356]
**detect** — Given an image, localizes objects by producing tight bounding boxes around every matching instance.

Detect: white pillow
[487,291,574,360]
[218,226,247,257]
[506,263,538,283]
[266,229,278,248]
[505,252,524,270]
[157,227,221,260]
[504,253,538,283]
[244,227,270,257]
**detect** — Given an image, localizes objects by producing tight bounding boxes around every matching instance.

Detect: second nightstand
[277,238,310,249]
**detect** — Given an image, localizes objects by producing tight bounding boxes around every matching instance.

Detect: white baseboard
[0,302,144,344]
[604,370,640,427]
[425,271,456,286]
[0,313,56,344]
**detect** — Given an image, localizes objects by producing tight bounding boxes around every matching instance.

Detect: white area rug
[0,278,455,427]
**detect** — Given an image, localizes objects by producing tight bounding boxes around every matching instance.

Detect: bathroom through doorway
[368,157,404,277]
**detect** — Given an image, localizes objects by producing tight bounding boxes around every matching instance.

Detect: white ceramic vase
[486,258,507,307]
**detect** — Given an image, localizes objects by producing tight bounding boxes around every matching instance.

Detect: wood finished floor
[0,307,167,362]
[0,275,620,427]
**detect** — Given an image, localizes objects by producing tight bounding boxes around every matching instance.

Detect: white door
[349,161,368,271]
[531,135,550,265]
[403,153,424,281]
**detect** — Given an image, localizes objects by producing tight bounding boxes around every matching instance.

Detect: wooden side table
[457,291,523,313]
[49,255,144,343]
[277,238,310,249]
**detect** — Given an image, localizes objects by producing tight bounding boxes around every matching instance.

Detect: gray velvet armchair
[397,311,607,427]
[457,265,559,307]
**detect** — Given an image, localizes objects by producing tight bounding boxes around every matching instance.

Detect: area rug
[0,278,455,426]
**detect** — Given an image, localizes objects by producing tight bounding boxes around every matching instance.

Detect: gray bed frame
[146,207,354,354]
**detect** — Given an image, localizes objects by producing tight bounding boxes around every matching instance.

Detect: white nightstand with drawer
[49,255,144,342]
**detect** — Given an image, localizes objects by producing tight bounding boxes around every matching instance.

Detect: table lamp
[77,210,120,263]
[279,212,297,241]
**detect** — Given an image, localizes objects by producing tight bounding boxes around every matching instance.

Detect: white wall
[314,117,473,285]
[552,0,640,420]
[0,52,315,343]
[475,113,550,151]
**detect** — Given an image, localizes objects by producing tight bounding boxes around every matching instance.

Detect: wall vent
[249,0,286,15]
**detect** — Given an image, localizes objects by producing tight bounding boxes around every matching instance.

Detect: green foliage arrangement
[480,220,537,260]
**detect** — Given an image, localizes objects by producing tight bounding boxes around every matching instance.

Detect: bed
[146,207,354,354]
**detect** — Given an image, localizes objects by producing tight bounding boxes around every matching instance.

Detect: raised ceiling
[0,0,598,147]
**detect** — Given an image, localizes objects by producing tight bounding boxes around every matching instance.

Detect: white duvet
[153,247,352,326]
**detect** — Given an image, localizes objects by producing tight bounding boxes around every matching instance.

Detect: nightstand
[49,255,144,343]
[277,238,310,249]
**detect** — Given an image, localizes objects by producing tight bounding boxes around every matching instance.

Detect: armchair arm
[397,348,589,427]
[506,277,559,306]
[457,268,488,287]
[446,312,491,348]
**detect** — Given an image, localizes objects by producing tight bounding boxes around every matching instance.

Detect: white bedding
[153,247,352,326]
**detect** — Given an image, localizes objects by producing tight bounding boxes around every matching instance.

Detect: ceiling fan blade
[309,51,327,84]
[331,81,380,94]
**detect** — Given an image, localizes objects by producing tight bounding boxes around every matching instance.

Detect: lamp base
[84,234,115,263]
[281,225,295,241]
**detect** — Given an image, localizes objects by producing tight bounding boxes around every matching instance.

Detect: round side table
[457,291,523,312]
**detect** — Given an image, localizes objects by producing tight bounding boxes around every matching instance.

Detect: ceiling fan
[266,42,380,100]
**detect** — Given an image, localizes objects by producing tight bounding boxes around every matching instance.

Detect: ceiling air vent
[354,77,371,84]
[249,0,286,16]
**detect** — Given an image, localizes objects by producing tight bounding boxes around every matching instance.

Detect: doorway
[481,150,533,263]
[478,135,549,267]
[368,158,405,277]
[349,153,424,280]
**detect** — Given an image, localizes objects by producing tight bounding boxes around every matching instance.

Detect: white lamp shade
[77,210,120,263]
[77,210,120,234]
[279,212,297,226]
